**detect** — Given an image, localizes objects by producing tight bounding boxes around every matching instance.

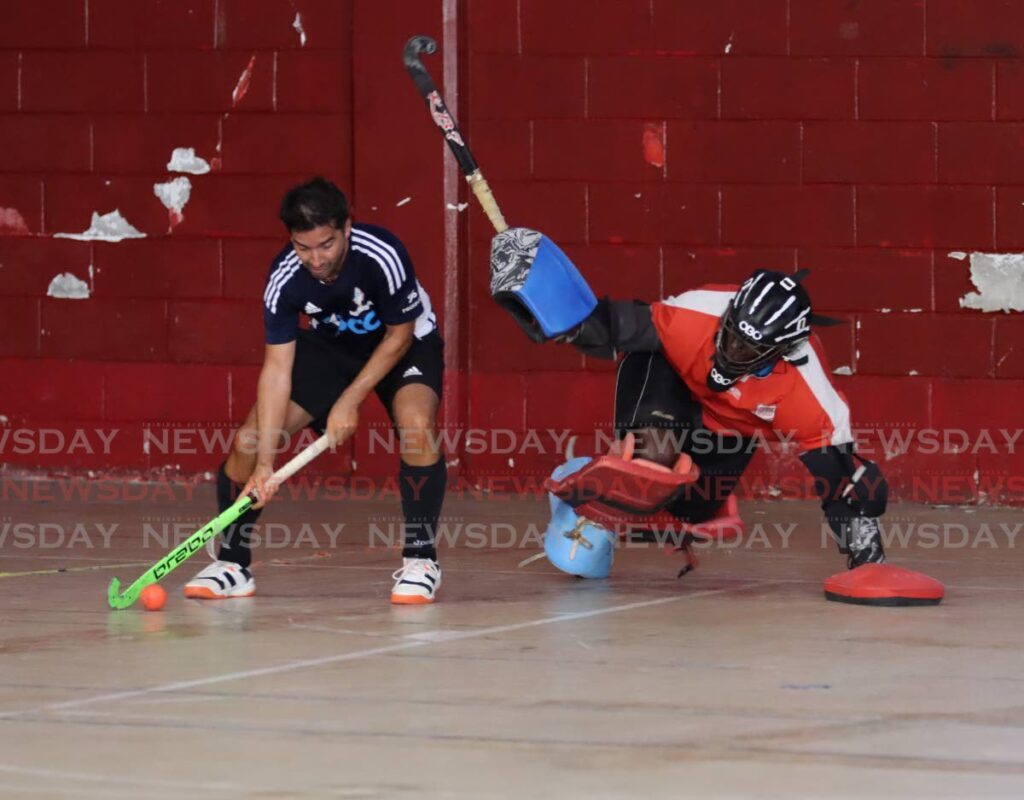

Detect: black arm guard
[561,298,661,360]
[800,444,888,548]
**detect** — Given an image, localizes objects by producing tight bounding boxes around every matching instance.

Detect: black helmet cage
[714,270,813,375]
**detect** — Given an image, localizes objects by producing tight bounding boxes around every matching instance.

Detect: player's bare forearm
[339,322,415,407]
[255,342,296,469]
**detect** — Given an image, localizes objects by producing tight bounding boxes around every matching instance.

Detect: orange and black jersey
[651,285,852,453]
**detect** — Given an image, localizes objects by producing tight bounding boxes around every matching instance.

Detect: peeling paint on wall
[952,251,1024,313]
[232,55,257,109]
[167,147,211,175]
[153,177,192,231]
[292,12,308,46]
[0,207,29,235]
[53,210,145,242]
[642,123,665,168]
[46,272,90,299]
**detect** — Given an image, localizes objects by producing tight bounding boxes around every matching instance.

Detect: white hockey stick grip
[271,434,331,483]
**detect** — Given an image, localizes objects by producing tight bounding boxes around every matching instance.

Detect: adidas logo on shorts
[403,366,423,378]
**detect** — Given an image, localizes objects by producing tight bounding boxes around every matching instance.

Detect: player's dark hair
[279,177,350,232]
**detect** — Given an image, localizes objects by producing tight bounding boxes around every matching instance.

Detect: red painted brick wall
[1,0,1022,505]
[0,0,449,479]
[464,0,1024,504]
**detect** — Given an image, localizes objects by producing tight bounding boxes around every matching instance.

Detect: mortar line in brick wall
[991,62,997,121]
[584,182,590,244]
[657,245,664,298]
[853,59,860,121]
[583,58,589,119]
[852,185,858,247]
[528,120,534,175]
[992,187,997,248]
[990,317,998,378]
[218,238,225,297]
[213,0,221,49]
[516,0,522,55]
[272,51,278,112]
[100,361,106,420]
[716,186,722,244]
[925,377,932,429]
[715,61,722,119]
[929,250,936,312]
[784,0,791,57]
[921,0,927,56]
[798,121,804,183]
[661,121,667,179]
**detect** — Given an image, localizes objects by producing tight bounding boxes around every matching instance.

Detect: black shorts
[290,329,444,427]
[614,351,755,522]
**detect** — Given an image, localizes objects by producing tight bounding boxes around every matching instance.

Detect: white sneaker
[183,560,255,599]
[391,558,441,605]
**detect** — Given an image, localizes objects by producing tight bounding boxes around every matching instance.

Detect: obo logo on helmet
[738,320,764,340]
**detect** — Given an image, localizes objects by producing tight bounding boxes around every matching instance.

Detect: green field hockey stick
[107,434,331,609]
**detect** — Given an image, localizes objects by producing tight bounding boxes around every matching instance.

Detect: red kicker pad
[577,491,744,542]
[544,452,700,514]
[824,563,945,607]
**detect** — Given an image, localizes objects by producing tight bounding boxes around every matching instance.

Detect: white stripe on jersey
[265,261,300,314]
[661,288,734,317]
[793,342,853,446]
[413,279,437,339]
[264,257,299,309]
[351,230,407,293]
[263,252,300,306]
[350,243,396,294]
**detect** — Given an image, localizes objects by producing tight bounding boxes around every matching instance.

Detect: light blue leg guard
[543,457,615,579]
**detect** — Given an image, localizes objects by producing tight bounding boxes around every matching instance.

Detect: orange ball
[140,584,167,611]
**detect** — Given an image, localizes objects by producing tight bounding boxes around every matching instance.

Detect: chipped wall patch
[396,197,412,207]
[833,366,853,376]
[0,207,29,235]
[445,202,469,212]
[642,122,665,168]
[167,147,211,175]
[153,177,192,231]
[53,210,145,242]
[232,54,257,109]
[292,12,307,46]
[47,272,90,299]
[955,252,1024,313]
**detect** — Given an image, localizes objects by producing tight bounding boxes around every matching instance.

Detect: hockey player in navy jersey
[185,177,445,604]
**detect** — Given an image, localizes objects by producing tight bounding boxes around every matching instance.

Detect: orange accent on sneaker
[390,593,434,605]
[183,586,255,600]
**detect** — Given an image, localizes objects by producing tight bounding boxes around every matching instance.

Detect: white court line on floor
[0,581,776,721]
[0,763,231,793]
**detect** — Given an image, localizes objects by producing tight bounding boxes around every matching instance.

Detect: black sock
[215,462,262,569]
[399,459,446,561]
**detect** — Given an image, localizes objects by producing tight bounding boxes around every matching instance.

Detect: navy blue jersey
[263,223,437,356]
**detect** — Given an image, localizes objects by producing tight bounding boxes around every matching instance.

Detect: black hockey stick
[403,35,508,234]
